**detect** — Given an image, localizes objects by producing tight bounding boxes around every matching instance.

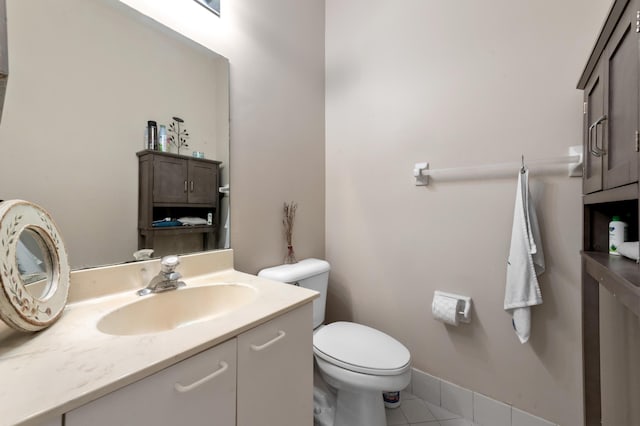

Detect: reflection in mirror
[0,0,8,122]
[17,228,53,299]
[0,0,229,270]
[194,0,221,16]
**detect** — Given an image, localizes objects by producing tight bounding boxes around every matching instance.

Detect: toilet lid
[313,322,411,376]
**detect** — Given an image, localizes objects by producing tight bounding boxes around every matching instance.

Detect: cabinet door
[153,155,188,203]
[237,303,314,426]
[65,339,237,426]
[603,2,639,190]
[188,160,217,204]
[39,418,62,426]
[584,69,605,194]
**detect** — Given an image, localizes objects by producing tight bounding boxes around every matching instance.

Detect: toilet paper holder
[434,291,472,323]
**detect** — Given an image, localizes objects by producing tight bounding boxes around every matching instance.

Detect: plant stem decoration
[168,116,190,155]
[283,202,298,264]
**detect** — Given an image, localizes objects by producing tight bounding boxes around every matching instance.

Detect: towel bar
[414,145,583,186]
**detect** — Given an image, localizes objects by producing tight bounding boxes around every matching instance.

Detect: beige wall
[117,0,327,273]
[325,1,611,425]
[0,0,228,268]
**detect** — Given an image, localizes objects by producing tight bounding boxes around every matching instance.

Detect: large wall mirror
[0,0,230,269]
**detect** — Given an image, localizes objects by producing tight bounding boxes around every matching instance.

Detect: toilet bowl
[314,321,411,426]
[258,259,411,426]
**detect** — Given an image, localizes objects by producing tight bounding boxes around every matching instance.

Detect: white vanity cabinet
[65,339,237,426]
[237,303,313,426]
[61,303,313,426]
[39,418,62,426]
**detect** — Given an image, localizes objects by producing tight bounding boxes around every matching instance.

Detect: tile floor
[385,391,479,426]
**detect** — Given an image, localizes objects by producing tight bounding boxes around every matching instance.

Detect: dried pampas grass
[283,202,298,264]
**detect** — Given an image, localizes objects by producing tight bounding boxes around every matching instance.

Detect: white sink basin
[97,284,257,336]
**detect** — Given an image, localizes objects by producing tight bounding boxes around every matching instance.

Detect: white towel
[504,169,545,344]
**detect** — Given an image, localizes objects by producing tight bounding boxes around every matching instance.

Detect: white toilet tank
[258,259,330,328]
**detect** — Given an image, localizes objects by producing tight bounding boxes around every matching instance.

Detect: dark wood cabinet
[188,160,218,204]
[578,1,640,424]
[581,0,639,194]
[137,150,221,253]
[152,155,189,204]
[150,154,218,205]
[603,2,639,189]
[583,68,605,194]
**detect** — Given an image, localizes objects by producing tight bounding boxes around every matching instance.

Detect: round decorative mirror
[0,200,70,332]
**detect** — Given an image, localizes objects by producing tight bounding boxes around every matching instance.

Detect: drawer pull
[174,361,228,393]
[250,330,286,352]
[588,115,607,157]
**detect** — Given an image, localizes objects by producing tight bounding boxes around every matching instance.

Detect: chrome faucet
[137,255,186,296]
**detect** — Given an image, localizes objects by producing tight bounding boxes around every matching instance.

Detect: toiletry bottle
[158,125,168,152]
[609,216,628,255]
[147,121,158,150]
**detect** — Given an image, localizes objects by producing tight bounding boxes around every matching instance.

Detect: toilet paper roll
[432,294,460,326]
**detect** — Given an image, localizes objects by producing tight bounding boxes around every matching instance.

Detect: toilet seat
[313,322,410,376]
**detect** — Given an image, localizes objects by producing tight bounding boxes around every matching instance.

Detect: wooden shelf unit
[137,150,221,253]
[578,1,640,424]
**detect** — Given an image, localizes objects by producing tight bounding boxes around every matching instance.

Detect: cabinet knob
[184,180,188,192]
[190,181,194,192]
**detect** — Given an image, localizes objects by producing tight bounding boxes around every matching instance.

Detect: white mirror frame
[0,200,70,332]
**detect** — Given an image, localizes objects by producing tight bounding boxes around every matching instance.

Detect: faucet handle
[160,255,180,273]
[166,271,182,281]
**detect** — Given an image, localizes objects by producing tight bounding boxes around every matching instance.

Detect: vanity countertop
[0,250,318,426]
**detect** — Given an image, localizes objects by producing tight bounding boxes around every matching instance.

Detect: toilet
[258,259,411,426]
